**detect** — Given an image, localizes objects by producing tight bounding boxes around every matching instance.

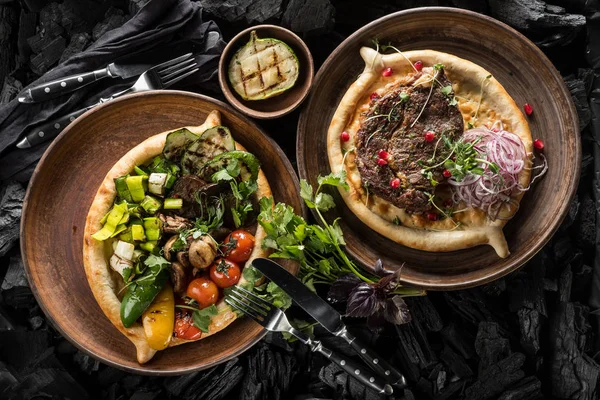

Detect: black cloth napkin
[0,0,225,182]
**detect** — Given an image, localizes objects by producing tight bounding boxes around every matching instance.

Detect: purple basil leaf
[373,259,387,277]
[382,295,412,325]
[346,283,381,318]
[366,311,387,333]
[376,265,403,293]
[327,274,361,304]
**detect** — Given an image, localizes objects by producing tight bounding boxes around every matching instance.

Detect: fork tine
[161,62,198,83]
[227,290,268,316]
[151,53,193,72]
[162,67,199,88]
[158,58,196,77]
[232,285,274,309]
[225,297,263,321]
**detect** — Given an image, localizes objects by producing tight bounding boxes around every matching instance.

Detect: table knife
[252,257,407,388]
[17,61,152,104]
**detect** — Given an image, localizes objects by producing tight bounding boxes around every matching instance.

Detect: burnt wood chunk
[475,322,510,374]
[17,9,37,63]
[165,358,244,399]
[29,36,66,75]
[441,321,476,360]
[464,353,525,400]
[0,76,23,104]
[0,182,25,258]
[1,256,28,290]
[282,0,335,35]
[0,5,17,85]
[440,345,473,378]
[489,0,585,32]
[405,296,443,332]
[497,376,542,400]
[517,308,541,355]
[92,7,128,41]
[59,32,90,63]
[199,0,284,24]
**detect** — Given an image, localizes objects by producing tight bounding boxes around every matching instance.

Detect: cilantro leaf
[192,304,218,332]
[315,192,336,211]
[300,180,315,208]
[317,171,349,190]
[212,169,235,182]
[433,63,445,70]
[441,85,453,96]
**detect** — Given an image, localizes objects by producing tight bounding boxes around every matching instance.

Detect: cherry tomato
[210,258,241,289]
[173,308,202,340]
[220,230,255,263]
[186,278,219,308]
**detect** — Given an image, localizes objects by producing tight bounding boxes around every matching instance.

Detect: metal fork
[225,286,394,396]
[16,53,199,149]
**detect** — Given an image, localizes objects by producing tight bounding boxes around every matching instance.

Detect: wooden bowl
[297,8,580,290]
[20,91,304,374]
[218,25,314,119]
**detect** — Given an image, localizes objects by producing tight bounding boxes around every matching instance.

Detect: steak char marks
[355,69,464,214]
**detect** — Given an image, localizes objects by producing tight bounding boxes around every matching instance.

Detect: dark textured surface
[0,0,599,399]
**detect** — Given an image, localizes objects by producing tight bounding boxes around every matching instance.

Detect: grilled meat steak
[356,70,464,213]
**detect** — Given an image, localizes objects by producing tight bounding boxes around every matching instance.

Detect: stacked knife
[251,258,407,395]
[15,48,200,149]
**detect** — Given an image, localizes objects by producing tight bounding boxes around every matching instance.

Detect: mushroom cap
[188,236,217,270]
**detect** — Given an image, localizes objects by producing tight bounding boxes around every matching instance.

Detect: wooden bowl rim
[296,7,581,290]
[20,90,304,375]
[218,24,315,119]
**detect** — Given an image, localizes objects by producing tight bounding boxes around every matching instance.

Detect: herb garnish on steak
[355,68,464,214]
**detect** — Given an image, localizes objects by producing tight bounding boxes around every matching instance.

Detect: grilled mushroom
[163,236,178,261]
[177,251,191,268]
[188,235,217,270]
[169,261,187,295]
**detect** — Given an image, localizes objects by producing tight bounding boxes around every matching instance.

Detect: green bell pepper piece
[120,269,169,328]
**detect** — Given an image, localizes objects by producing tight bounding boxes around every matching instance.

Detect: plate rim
[20,89,303,375]
[296,6,581,290]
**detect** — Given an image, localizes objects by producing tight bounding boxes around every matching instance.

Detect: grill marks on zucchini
[228,30,299,101]
[181,126,235,175]
[163,129,198,161]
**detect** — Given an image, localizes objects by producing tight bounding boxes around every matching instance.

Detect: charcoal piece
[427,363,446,393]
[559,264,573,303]
[21,0,50,12]
[2,287,36,309]
[543,278,558,292]
[403,388,417,400]
[564,72,592,130]
[38,1,61,29]
[282,0,335,35]
[481,277,506,296]
[395,317,437,371]
[1,256,28,290]
[549,302,600,399]
[498,376,542,400]
[264,331,294,352]
[58,0,107,35]
[129,0,151,15]
[553,235,576,265]
[59,32,91,64]
[517,308,541,355]
[508,252,546,316]
[464,353,525,400]
[0,361,18,394]
[56,338,77,355]
[73,351,100,375]
[443,290,499,328]
[572,264,593,304]
[440,345,473,378]
[17,10,37,63]
[10,366,90,399]
[0,5,17,86]
[165,358,243,400]
[318,362,385,400]
[26,21,64,54]
[92,7,128,41]
[97,365,127,386]
[440,322,476,360]
[0,76,23,104]
[415,377,434,398]
[435,380,465,400]
[405,296,443,332]
[200,0,284,24]
[0,330,52,371]
[561,194,580,230]
[30,36,67,75]
[0,306,16,330]
[28,315,44,330]
[475,322,510,374]
[488,0,585,32]
[130,390,163,400]
[575,193,596,248]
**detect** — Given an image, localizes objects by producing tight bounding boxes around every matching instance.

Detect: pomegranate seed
[492,128,499,133]
[533,139,544,150]
[390,178,400,189]
[523,103,533,116]
[427,212,438,221]
[414,61,423,71]
[443,169,452,178]
[377,158,388,166]
[370,92,380,100]
[424,131,435,142]
[377,149,389,159]
[382,67,393,77]
[340,131,350,142]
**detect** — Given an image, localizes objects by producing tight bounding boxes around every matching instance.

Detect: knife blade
[252,257,407,388]
[18,41,200,104]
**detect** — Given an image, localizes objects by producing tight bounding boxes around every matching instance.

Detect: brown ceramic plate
[218,24,314,119]
[21,91,303,374]
[297,7,580,290]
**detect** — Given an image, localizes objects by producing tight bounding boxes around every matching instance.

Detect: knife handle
[338,327,407,388]
[18,69,111,104]
[18,105,95,148]
[311,340,393,395]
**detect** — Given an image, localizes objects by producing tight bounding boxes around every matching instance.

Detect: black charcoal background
[0,0,598,399]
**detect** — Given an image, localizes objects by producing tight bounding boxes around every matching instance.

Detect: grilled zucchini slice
[163,128,198,161]
[228,30,299,101]
[181,126,235,175]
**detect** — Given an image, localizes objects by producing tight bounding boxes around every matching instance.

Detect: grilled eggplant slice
[228,31,299,101]
[181,126,235,175]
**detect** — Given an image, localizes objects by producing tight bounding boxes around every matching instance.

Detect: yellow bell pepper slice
[142,282,175,350]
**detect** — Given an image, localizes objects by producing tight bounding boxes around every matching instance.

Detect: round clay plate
[297,7,580,290]
[21,91,303,374]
